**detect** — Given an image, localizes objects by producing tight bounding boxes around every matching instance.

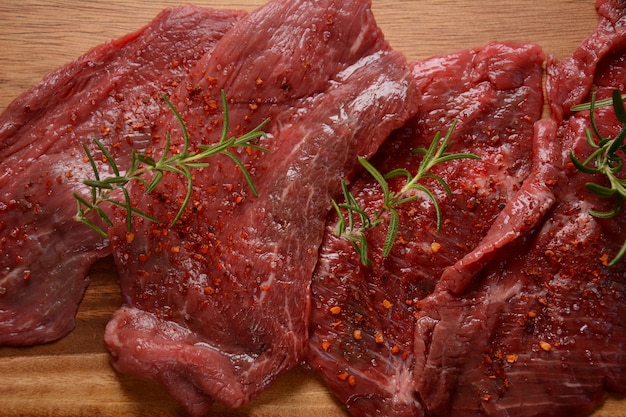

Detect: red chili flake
[138,253,149,263]
[261,285,270,292]
[347,375,356,387]
[125,232,135,243]
[23,270,31,280]
[204,286,215,295]
[539,341,552,352]
[321,340,331,352]
[205,99,218,110]
[255,77,263,86]
[352,329,362,340]
[374,333,384,344]
[329,306,341,315]
[337,372,349,381]
[391,345,400,354]
[545,177,558,187]
[431,242,442,253]
[171,246,181,254]
[382,299,392,309]
[600,253,610,266]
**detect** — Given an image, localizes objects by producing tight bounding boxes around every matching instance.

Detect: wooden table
[0,1,624,416]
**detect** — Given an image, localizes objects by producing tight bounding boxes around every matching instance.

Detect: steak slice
[413,1,626,416]
[102,0,419,415]
[305,42,545,417]
[0,6,244,346]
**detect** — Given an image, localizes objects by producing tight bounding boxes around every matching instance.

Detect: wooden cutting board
[0,1,625,416]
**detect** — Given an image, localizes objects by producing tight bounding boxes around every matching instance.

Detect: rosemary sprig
[571,92,626,112]
[333,121,480,266]
[74,91,270,238]
[570,88,626,266]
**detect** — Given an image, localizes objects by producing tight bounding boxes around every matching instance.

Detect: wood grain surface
[0,1,625,416]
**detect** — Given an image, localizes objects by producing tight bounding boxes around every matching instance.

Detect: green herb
[74,90,270,238]
[570,92,626,112]
[333,121,480,265]
[570,88,626,266]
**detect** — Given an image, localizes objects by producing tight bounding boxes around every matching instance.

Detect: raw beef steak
[0,6,243,345]
[305,42,544,417]
[103,0,419,415]
[413,1,626,416]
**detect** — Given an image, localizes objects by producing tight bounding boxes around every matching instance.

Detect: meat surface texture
[3,1,625,417]
[102,0,419,415]
[413,1,626,416]
[0,6,244,346]
[305,42,545,417]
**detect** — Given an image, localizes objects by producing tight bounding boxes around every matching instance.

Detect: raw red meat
[305,42,545,417]
[0,6,243,345]
[413,1,626,416]
[102,0,419,415]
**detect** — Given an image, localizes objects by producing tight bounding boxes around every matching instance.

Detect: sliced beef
[102,0,419,415]
[413,1,626,416]
[0,6,245,346]
[305,42,545,417]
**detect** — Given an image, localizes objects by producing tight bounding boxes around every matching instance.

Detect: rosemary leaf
[74,90,270,237]
[382,208,399,257]
[333,122,480,265]
[570,88,626,266]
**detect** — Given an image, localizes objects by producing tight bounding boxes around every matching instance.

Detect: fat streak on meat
[413,0,626,416]
[0,6,244,345]
[305,42,545,417]
[102,0,419,415]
